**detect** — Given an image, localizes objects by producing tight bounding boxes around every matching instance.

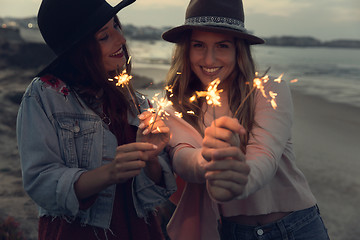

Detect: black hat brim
[37,0,135,77]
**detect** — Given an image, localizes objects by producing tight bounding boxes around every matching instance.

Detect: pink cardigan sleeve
[238,79,294,199]
[163,108,208,183]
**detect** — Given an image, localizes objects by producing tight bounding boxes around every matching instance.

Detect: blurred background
[0,0,359,239]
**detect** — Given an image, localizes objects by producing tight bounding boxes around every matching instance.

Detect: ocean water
[128,40,360,108]
[20,27,360,108]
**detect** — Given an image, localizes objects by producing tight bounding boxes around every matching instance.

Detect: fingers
[114,159,145,172]
[205,157,249,172]
[204,159,250,201]
[116,142,158,162]
[213,116,246,136]
[207,181,246,202]
[204,116,245,148]
[203,128,231,148]
[117,142,158,153]
[212,147,245,162]
[108,158,146,184]
[202,146,245,162]
[205,167,249,184]
[201,147,214,162]
[138,111,170,135]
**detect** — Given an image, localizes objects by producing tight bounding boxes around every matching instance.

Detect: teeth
[203,67,219,73]
[111,48,123,56]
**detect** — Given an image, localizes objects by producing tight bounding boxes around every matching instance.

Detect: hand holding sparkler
[201,116,249,202]
[148,93,173,132]
[136,111,170,161]
[202,116,246,161]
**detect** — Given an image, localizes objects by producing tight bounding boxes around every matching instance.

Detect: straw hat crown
[162,0,264,44]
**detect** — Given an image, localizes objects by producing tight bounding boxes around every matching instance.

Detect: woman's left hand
[201,116,250,202]
[204,147,250,202]
[136,111,170,161]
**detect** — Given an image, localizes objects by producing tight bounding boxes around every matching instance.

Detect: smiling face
[189,30,236,87]
[95,18,127,73]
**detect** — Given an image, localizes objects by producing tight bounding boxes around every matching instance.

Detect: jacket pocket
[55,114,98,168]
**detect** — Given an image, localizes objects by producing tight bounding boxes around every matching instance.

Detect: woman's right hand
[107,142,158,184]
[75,142,157,200]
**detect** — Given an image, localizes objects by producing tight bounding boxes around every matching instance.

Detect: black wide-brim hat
[162,0,264,45]
[36,0,136,76]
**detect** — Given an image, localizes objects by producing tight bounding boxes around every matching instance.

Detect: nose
[115,30,126,45]
[204,47,215,66]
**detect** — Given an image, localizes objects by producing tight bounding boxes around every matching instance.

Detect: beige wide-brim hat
[162,0,264,45]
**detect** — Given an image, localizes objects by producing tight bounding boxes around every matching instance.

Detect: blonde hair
[165,32,257,151]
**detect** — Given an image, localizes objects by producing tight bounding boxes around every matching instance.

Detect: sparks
[148,93,173,132]
[165,85,174,98]
[269,91,278,109]
[190,78,223,107]
[109,69,132,87]
[108,68,139,114]
[174,111,183,118]
[234,67,281,116]
[190,78,223,127]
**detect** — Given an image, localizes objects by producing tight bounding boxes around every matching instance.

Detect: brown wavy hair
[165,31,257,152]
[44,16,137,143]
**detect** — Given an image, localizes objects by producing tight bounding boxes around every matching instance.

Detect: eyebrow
[190,39,233,44]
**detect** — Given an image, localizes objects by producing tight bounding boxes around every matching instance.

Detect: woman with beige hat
[162,0,330,239]
[16,0,176,239]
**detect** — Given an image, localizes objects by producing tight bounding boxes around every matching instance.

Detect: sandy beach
[0,66,359,240]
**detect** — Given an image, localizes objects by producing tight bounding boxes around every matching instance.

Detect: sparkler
[233,67,300,117]
[148,91,173,132]
[190,78,223,126]
[108,66,140,115]
[233,67,272,117]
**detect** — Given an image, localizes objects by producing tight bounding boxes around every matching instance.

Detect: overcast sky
[1,0,359,41]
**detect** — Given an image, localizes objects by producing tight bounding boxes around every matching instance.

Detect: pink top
[164,80,317,240]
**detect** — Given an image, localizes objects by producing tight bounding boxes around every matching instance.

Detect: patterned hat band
[185,16,248,33]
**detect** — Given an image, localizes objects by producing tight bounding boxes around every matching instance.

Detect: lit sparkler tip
[148,92,173,132]
[187,110,195,115]
[274,73,284,83]
[189,95,197,102]
[111,69,133,87]
[149,116,155,125]
[165,85,173,91]
[290,79,298,83]
[191,78,223,107]
[269,91,278,109]
[174,111,183,118]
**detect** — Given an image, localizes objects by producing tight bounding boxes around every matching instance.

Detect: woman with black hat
[161,0,330,239]
[16,0,176,239]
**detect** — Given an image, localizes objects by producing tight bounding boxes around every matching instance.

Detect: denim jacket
[16,76,176,229]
